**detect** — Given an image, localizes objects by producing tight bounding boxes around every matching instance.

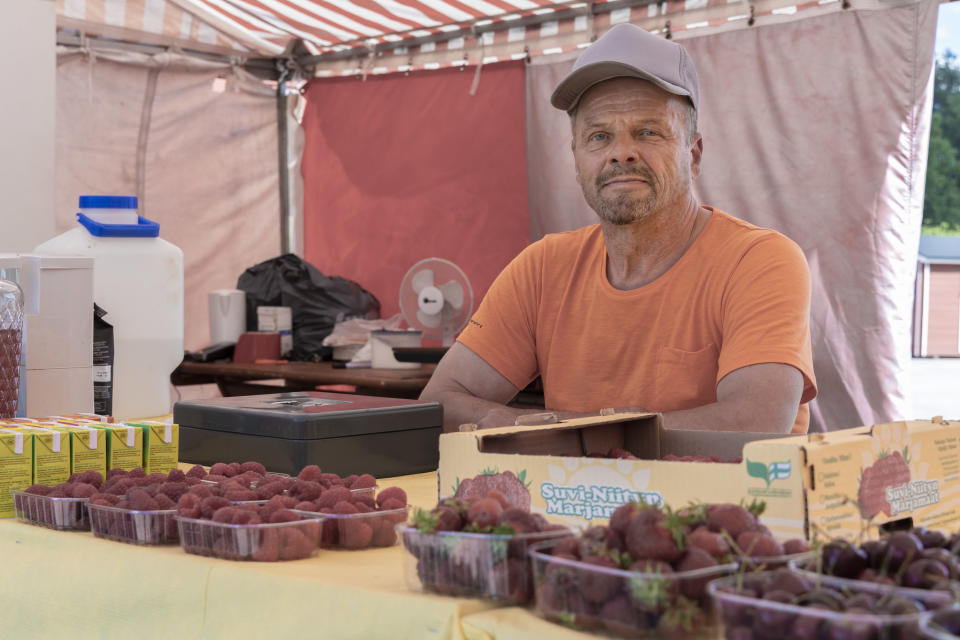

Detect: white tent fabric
[525,0,938,432]
[55,49,282,351]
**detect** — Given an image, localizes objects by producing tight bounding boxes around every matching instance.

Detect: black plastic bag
[237,254,380,360]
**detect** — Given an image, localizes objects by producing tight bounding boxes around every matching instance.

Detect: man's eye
[589,133,607,142]
[639,129,657,137]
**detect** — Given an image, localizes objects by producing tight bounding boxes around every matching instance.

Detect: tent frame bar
[294,0,658,68]
[56,30,280,77]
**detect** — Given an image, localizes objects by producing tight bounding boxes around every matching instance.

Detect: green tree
[923,51,960,232]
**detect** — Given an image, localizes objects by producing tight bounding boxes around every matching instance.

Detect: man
[421,23,817,434]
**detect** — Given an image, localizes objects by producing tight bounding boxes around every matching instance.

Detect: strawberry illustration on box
[857,448,911,519]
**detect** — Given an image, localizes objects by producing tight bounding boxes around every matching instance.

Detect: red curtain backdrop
[301,62,529,326]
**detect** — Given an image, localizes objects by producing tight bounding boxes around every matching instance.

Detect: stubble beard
[582,167,660,226]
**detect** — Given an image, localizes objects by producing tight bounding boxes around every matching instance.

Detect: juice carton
[0,427,33,518]
[48,422,108,479]
[3,425,70,486]
[90,423,143,472]
[124,421,179,475]
[46,414,114,423]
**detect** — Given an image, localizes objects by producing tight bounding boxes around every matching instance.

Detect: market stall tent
[54,0,940,432]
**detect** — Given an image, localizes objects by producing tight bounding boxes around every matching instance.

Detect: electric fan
[399,258,474,347]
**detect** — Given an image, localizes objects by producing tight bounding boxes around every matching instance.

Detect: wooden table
[172,360,436,399]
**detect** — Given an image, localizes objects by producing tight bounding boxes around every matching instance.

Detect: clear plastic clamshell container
[529,537,737,637]
[175,514,323,562]
[398,525,575,604]
[11,490,90,531]
[921,605,960,639]
[312,505,409,550]
[787,555,954,606]
[738,551,813,572]
[87,503,178,545]
[709,571,943,640]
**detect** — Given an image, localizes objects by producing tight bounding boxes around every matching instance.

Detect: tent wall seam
[136,68,161,218]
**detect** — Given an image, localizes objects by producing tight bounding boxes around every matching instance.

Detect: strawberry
[705,503,757,538]
[625,508,684,563]
[687,525,729,558]
[577,554,622,603]
[674,547,717,599]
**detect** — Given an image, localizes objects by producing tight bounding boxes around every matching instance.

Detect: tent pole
[277,62,291,255]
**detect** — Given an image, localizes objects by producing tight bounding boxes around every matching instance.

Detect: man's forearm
[425,390,547,432]
[659,399,795,434]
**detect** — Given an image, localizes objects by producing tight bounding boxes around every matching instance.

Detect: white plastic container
[33,195,183,419]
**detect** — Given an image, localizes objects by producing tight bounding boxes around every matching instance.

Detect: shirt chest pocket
[652,343,720,411]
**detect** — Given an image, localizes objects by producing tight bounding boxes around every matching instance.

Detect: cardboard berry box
[438,415,960,541]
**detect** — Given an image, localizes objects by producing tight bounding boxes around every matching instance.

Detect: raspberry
[334,501,358,515]
[155,494,176,509]
[239,461,266,475]
[209,462,230,476]
[213,506,240,523]
[288,480,323,502]
[269,509,300,524]
[232,510,262,525]
[341,520,374,549]
[128,489,160,510]
[157,482,188,502]
[279,496,298,509]
[185,465,206,479]
[204,474,229,484]
[376,487,407,508]
[255,482,285,500]
[188,485,214,499]
[295,502,319,512]
[145,473,167,485]
[128,468,146,478]
[260,495,289,519]
[92,492,120,505]
[356,503,374,513]
[371,517,399,547]
[279,527,314,560]
[25,484,51,495]
[252,528,280,561]
[321,519,339,546]
[235,471,262,487]
[341,475,358,487]
[300,519,321,545]
[297,465,323,482]
[70,483,98,499]
[319,473,342,486]
[352,494,376,510]
[225,462,241,477]
[185,477,202,486]
[80,470,103,487]
[379,498,405,512]
[107,468,129,480]
[200,496,231,519]
[351,474,377,489]
[224,489,259,502]
[316,487,352,509]
[177,494,202,518]
[167,469,186,482]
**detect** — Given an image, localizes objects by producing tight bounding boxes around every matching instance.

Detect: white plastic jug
[33,195,183,419]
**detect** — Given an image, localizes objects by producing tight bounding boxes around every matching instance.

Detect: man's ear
[689,133,703,180]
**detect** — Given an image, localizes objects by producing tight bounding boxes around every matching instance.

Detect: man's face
[571,78,701,226]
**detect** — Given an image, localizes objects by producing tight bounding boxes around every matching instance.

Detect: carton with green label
[0,427,33,517]
[124,421,178,475]
[2,424,70,486]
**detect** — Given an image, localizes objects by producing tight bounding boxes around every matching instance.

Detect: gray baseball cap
[551,23,699,113]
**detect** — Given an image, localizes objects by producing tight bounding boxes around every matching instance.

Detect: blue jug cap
[76,213,160,238]
[78,195,138,210]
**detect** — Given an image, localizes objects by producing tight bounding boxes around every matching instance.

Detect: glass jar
[0,278,23,419]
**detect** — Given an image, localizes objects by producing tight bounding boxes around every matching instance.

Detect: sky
[938,2,960,58]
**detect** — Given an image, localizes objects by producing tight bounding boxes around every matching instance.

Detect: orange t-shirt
[458,208,817,433]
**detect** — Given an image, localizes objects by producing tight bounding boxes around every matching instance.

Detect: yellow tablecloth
[0,472,598,639]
